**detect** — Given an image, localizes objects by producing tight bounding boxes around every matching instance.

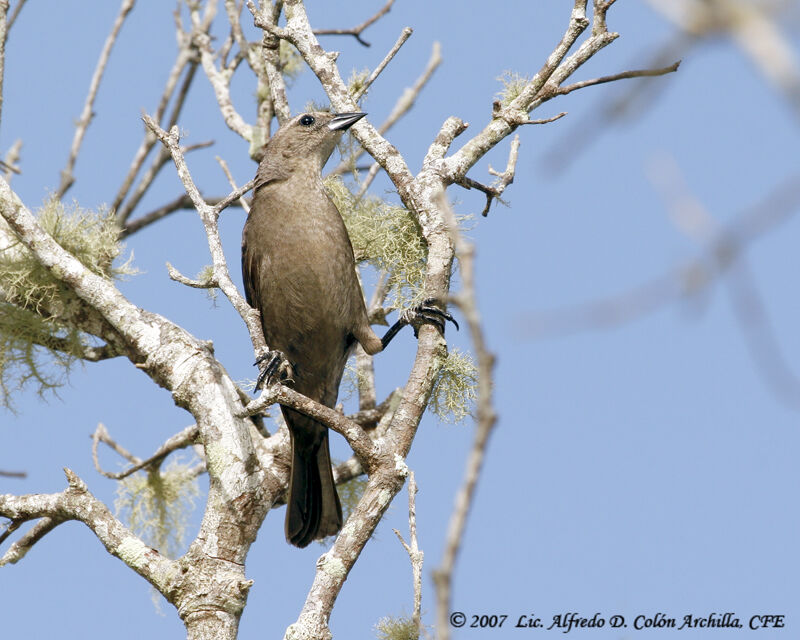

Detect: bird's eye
[299,114,315,127]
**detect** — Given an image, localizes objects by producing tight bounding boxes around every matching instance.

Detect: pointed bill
[328,112,367,131]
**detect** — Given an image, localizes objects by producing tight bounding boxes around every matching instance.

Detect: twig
[313,0,395,47]
[455,135,521,216]
[2,138,21,179]
[116,134,211,225]
[216,156,250,214]
[56,0,136,199]
[6,0,25,31]
[142,117,266,356]
[353,27,413,101]
[120,193,246,238]
[544,61,681,100]
[166,262,216,289]
[434,196,498,640]
[239,384,383,472]
[112,48,195,219]
[0,468,177,584]
[0,0,8,132]
[0,516,59,565]
[332,41,442,177]
[392,471,424,636]
[0,469,25,478]
[248,0,291,125]
[92,422,199,480]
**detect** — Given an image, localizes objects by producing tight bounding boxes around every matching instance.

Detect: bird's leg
[254,350,295,390]
[381,298,459,350]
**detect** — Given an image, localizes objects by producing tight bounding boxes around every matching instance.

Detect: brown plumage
[242,111,382,547]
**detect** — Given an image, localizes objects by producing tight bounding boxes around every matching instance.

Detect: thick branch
[0,468,177,587]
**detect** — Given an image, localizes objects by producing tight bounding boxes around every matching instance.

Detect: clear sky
[3,2,799,639]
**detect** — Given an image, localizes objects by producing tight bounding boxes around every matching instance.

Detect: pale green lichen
[114,458,200,560]
[117,535,149,568]
[428,348,478,424]
[319,553,347,579]
[196,264,218,304]
[496,70,530,106]
[374,615,420,640]
[0,198,135,408]
[347,67,370,98]
[325,176,427,309]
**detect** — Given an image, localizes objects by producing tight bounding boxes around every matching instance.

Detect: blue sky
[2,1,799,638]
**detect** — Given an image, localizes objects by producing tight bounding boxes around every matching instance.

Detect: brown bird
[242,111,454,547]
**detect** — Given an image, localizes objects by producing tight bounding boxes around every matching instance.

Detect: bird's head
[255,111,367,188]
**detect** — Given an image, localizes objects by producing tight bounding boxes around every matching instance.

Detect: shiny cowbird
[242,111,454,547]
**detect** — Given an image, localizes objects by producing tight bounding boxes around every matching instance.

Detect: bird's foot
[254,350,294,390]
[401,298,459,337]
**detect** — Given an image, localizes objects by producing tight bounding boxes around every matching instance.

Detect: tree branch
[543,61,681,100]
[353,26,413,101]
[92,422,199,480]
[56,0,136,199]
[0,0,9,133]
[142,116,265,357]
[434,196,498,640]
[313,0,395,47]
[392,471,424,636]
[0,468,177,587]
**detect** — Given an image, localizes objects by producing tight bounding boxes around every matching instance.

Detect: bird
[242,111,455,547]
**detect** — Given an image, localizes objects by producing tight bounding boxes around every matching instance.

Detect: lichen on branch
[0,199,134,405]
[325,176,427,308]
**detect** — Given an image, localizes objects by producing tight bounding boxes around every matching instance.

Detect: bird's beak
[328,112,367,131]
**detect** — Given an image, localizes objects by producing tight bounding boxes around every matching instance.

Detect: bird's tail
[284,408,343,548]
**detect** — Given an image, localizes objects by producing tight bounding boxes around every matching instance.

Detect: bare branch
[443,0,625,182]
[353,26,413,101]
[0,468,177,586]
[216,156,251,214]
[0,0,9,132]
[56,0,136,199]
[115,131,210,225]
[166,262,216,289]
[543,61,680,100]
[240,384,384,472]
[313,0,395,47]
[142,116,266,356]
[434,196,498,640]
[455,135,521,217]
[0,469,25,478]
[120,193,246,238]
[2,138,21,179]
[392,471,424,636]
[247,0,291,127]
[92,422,199,480]
[112,49,195,219]
[332,40,442,177]
[6,0,25,31]
[195,29,254,142]
[0,516,58,565]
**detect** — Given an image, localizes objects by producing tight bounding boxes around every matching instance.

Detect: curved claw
[254,350,294,390]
